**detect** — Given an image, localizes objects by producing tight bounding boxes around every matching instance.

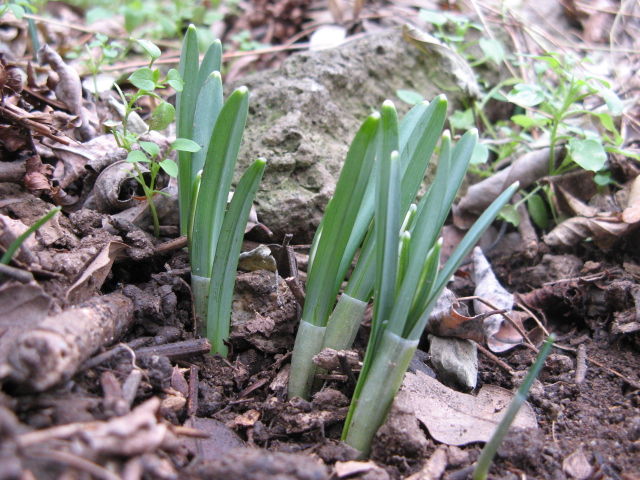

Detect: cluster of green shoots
[100,24,263,355]
[287,96,518,456]
[175,26,266,356]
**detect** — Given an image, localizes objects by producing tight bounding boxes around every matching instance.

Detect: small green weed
[105,38,200,238]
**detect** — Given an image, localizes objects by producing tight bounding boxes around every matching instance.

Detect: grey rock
[428,334,478,392]
[231,30,465,242]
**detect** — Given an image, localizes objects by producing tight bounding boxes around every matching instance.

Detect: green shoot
[341,109,519,455]
[176,25,222,236]
[288,112,380,399]
[206,159,267,355]
[473,334,555,480]
[320,97,448,384]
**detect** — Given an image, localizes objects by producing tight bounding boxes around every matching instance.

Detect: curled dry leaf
[455,148,555,228]
[403,370,537,446]
[473,247,524,352]
[563,449,594,480]
[426,288,490,343]
[545,175,640,248]
[402,25,480,99]
[65,241,128,306]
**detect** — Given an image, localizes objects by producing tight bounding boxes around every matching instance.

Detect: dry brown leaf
[563,448,594,480]
[426,288,487,343]
[543,214,630,249]
[182,417,245,461]
[65,241,127,305]
[473,247,523,352]
[403,370,537,446]
[455,148,553,228]
[402,24,480,99]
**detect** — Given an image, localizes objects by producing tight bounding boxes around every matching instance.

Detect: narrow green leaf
[372,101,401,334]
[207,158,266,355]
[192,72,224,181]
[197,40,223,90]
[191,86,250,277]
[303,112,380,327]
[177,24,201,235]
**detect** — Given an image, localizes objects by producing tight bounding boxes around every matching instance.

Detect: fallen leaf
[403,370,537,446]
[183,417,245,461]
[473,247,523,352]
[402,25,480,99]
[563,448,594,480]
[334,461,382,477]
[455,148,554,228]
[65,241,127,305]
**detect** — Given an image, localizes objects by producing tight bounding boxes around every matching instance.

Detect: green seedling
[341,107,518,457]
[473,334,556,480]
[176,25,266,356]
[0,206,61,281]
[105,38,198,238]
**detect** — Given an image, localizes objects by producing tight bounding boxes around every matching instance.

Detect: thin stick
[27,449,122,480]
[554,343,640,391]
[574,344,587,384]
[514,301,550,336]
[458,295,538,352]
[477,343,516,376]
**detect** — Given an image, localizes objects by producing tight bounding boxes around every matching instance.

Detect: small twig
[25,449,121,480]
[135,338,211,359]
[554,343,640,391]
[187,364,199,417]
[476,343,516,376]
[285,276,306,309]
[0,262,33,282]
[154,235,188,256]
[574,344,588,384]
[338,351,358,387]
[514,301,550,336]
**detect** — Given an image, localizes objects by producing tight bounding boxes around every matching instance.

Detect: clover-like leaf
[136,39,162,62]
[507,84,545,107]
[568,138,606,172]
[396,89,424,106]
[127,150,149,163]
[160,158,179,178]
[128,67,155,91]
[479,38,505,64]
[139,141,160,158]
[171,138,201,152]
[166,69,184,92]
